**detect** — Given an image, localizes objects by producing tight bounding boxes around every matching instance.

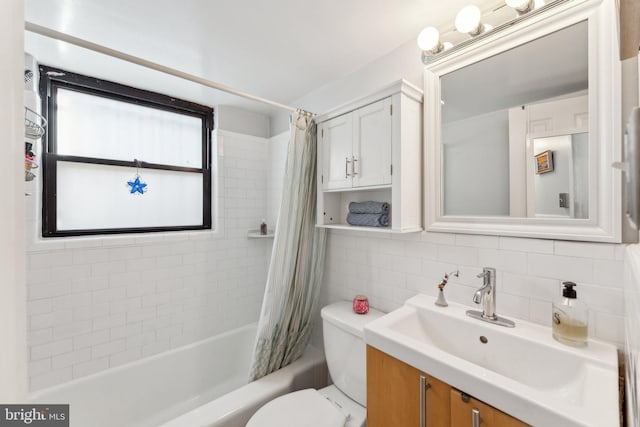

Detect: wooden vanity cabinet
[367,346,529,427]
[367,345,450,427]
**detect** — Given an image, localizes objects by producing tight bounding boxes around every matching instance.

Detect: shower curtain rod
[24,21,315,117]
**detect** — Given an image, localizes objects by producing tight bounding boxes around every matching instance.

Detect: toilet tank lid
[321,301,385,339]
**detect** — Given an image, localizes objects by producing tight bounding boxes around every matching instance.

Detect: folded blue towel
[348,201,390,214]
[347,213,389,227]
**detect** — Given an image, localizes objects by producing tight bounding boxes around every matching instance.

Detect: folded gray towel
[347,213,389,227]
[348,201,390,214]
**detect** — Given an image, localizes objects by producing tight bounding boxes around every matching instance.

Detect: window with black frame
[39,66,214,237]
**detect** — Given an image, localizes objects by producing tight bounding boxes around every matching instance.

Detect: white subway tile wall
[319,230,627,347]
[26,126,630,391]
[624,245,640,426]
[26,131,273,391]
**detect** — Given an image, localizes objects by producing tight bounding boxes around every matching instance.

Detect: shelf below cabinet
[315,224,421,233]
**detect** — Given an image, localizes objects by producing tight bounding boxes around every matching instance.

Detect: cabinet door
[367,346,450,427]
[320,113,353,190]
[352,97,392,188]
[450,389,529,427]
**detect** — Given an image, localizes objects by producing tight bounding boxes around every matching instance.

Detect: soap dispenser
[552,281,588,347]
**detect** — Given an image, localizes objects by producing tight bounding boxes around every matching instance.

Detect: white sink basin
[364,294,619,427]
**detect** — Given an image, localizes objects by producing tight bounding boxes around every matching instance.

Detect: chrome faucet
[473,267,497,319]
[466,267,515,328]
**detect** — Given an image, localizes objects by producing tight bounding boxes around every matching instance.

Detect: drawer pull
[419,375,431,427]
[472,408,481,427]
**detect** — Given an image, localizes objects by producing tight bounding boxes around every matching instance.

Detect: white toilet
[247,301,384,427]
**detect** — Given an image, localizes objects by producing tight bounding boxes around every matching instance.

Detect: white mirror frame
[424,0,625,242]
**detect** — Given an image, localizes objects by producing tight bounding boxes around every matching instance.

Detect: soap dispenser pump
[552,281,588,347]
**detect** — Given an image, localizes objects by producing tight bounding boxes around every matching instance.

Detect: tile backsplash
[25,125,630,393]
[320,229,626,346]
[25,130,273,391]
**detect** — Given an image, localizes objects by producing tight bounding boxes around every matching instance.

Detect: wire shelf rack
[25,106,47,139]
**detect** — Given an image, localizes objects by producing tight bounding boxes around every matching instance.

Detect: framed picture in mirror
[535,150,553,174]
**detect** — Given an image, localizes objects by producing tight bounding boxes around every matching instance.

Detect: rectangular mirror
[424,0,629,242]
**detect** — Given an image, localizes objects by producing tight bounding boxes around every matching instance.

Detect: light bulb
[417,27,441,52]
[455,5,483,35]
[506,0,534,13]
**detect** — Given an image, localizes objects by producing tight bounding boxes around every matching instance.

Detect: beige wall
[619,0,640,60]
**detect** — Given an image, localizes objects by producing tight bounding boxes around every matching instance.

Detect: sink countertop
[364,293,620,427]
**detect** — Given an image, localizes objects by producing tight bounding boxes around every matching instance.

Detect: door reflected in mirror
[529,133,589,219]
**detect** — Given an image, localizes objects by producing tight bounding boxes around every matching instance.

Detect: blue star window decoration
[127,159,148,195]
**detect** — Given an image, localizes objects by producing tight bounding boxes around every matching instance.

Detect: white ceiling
[24,0,500,117]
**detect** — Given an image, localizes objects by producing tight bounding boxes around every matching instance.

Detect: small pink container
[352,295,369,314]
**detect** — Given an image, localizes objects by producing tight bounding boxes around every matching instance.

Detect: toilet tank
[321,301,384,407]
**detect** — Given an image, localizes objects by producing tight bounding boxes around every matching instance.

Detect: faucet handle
[476,267,491,279]
[476,267,496,282]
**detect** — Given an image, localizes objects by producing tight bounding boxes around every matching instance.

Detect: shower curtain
[249,112,327,381]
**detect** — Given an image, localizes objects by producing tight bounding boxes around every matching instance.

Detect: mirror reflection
[530,133,589,219]
[440,21,588,218]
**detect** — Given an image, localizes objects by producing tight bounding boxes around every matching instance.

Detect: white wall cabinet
[316,80,422,233]
[321,112,353,190]
[321,97,392,190]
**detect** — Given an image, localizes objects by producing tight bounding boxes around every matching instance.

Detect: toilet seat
[246,389,347,427]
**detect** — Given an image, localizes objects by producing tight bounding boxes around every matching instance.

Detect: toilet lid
[247,389,347,427]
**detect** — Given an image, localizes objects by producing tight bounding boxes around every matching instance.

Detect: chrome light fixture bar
[421,0,571,65]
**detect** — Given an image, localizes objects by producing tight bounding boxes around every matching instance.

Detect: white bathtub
[29,324,328,427]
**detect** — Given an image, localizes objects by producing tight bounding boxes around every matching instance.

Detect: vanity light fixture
[419,0,568,65]
[455,5,489,37]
